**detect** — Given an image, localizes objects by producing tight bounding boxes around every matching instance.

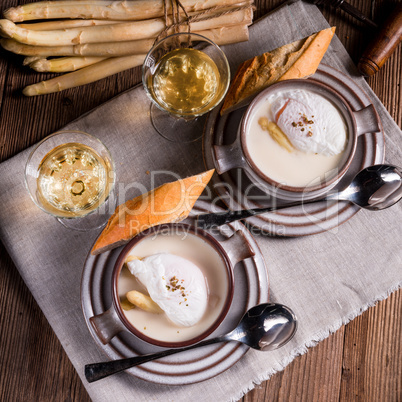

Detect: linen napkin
[0,1,401,401]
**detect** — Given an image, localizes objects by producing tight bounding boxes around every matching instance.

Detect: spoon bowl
[227,303,297,351]
[85,303,297,383]
[336,164,402,210]
[197,164,402,228]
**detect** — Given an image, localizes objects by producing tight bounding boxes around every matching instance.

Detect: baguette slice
[91,169,214,255]
[220,27,336,115]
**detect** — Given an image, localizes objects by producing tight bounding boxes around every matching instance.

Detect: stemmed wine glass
[142,32,230,143]
[25,130,115,231]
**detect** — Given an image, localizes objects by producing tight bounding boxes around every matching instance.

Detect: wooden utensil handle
[358,3,402,76]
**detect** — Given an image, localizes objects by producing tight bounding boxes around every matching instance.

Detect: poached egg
[268,89,347,156]
[126,253,208,327]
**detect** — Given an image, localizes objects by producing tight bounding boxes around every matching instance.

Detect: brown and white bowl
[89,223,255,348]
[214,79,380,202]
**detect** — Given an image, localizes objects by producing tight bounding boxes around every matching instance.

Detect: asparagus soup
[245,88,348,188]
[118,229,230,343]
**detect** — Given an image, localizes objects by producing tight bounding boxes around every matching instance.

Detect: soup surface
[118,230,229,343]
[245,89,348,187]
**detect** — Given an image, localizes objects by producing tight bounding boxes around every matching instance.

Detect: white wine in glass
[25,131,115,231]
[150,47,220,116]
[36,142,110,217]
[142,33,230,142]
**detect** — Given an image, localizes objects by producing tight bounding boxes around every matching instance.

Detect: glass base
[56,191,117,232]
[150,103,206,143]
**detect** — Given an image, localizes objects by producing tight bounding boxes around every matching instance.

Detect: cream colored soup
[118,230,229,343]
[245,90,348,188]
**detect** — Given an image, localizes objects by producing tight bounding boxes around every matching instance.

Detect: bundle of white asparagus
[0,0,254,96]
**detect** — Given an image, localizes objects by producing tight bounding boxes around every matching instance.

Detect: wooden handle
[358,3,402,76]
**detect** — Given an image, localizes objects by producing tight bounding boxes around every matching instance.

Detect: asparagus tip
[29,59,50,72]
[22,85,36,96]
[0,19,16,38]
[3,8,22,23]
[23,56,41,66]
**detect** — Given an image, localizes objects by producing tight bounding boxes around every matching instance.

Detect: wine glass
[25,130,115,231]
[142,32,230,143]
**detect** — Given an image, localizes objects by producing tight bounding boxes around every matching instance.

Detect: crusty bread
[220,27,336,115]
[91,169,214,255]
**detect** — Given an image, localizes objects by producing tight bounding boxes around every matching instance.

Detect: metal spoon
[85,303,297,383]
[197,164,402,229]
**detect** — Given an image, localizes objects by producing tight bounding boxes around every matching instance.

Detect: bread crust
[220,27,336,115]
[91,169,214,255]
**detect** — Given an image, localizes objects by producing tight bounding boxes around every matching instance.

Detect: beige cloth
[0,1,401,401]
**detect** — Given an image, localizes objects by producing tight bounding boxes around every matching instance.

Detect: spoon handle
[196,199,330,228]
[85,336,227,383]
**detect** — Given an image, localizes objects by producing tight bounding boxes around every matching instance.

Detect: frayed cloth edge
[229,282,402,402]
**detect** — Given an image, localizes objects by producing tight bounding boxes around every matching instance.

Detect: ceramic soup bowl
[214,79,380,202]
[89,223,255,348]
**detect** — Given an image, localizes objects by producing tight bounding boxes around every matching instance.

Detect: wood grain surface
[0,1,401,401]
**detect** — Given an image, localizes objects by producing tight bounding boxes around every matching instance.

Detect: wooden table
[0,1,400,400]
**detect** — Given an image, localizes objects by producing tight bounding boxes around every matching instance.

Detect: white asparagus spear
[0,25,249,57]
[71,25,249,56]
[18,19,122,31]
[0,8,253,46]
[0,18,165,46]
[22,54,145,96]
[4,0,251,22]
[29,56,107,72]
[200,25,249,46]
[1,39,81,57]
[126,290,163,314]
[75,38,155,57]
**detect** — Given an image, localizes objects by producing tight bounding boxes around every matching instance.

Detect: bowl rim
[240,79,358,193]
[111,222,235,348]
